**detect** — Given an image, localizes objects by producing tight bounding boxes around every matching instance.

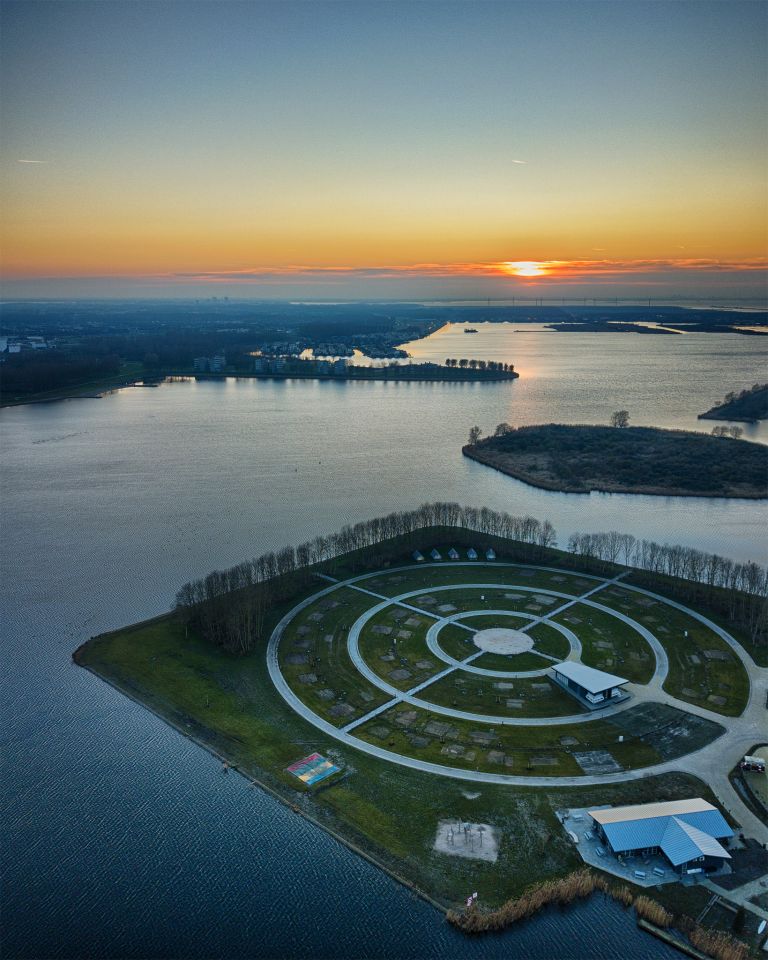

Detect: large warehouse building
[588,799,733,875]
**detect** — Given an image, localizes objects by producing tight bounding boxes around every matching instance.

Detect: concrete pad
[329,702,355,718]
[473,628,534,655]
[425,720,458,738]
[389,668,411,681]
[433,821,499,862]
[573,750,622,774]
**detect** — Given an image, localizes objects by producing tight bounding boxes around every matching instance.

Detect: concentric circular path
[267,562,768,841]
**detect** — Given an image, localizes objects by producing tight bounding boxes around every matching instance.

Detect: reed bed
[686,928,749,960]
[447,869,610,933]
[634,896,673,927]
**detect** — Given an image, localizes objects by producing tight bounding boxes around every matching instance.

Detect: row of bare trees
[175,502,766,654]
[568,531,767,642]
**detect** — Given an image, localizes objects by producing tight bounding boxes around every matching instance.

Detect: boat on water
[464,328,478,333]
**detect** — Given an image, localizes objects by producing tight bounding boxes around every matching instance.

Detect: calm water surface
[2,326,763,958]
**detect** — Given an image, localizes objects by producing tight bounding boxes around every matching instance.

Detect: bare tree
[467,425,482,446]
[610,410,630,428]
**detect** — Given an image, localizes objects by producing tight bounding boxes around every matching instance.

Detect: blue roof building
[589,799,732,875]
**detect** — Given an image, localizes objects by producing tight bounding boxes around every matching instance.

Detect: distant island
[699,384,768,423]
[463,423,768,498]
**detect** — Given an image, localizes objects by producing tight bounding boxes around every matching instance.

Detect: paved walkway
[702,878,768,923]
[267,561,768,844]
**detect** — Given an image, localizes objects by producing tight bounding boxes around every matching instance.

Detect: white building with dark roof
[588,799,733,875]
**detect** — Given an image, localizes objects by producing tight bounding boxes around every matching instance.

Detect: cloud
[511,159,527,164]
[169,258,768,285]
[16,159,48,164]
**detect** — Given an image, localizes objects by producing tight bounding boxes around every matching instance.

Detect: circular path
[267,562,768,841]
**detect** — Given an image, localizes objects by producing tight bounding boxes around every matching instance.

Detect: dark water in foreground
[5,325,762,958]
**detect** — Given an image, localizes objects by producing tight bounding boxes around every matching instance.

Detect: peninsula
[699,384,768,423]
[72,504,768,956]
[463,424,768,498]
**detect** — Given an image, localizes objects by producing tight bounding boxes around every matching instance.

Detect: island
[73,504,768,957]
[699,384,768,423]
[462,424,768,498]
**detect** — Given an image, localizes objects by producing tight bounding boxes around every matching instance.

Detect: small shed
[430,548,442,561]
[448,548,459,560]
[412,550,425,563]
[467,548,478,560]
[485,548,496,560]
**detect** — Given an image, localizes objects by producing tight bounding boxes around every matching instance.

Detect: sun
[503,261,547,278]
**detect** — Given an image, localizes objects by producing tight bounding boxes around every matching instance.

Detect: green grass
[369,565,590,598]
[355,700,722,777]
[279,587,391,725]
[357,606,442,690]
[77,601,727,911]
[596,588,750,714]
[417,672,586,718]
[0,360,145,406]
[550,602,655,684]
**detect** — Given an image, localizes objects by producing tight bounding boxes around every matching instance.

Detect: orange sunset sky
[1,1,766,299]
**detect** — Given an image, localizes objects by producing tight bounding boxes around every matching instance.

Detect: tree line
[175,501,766,654]
[445,358,514,372]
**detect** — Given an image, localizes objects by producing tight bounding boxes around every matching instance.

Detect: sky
[1,0,766,300]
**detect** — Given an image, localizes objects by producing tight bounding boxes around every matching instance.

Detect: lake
[2,323,764,958]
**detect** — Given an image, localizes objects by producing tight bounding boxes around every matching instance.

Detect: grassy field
[357,606,442,691]
[416,672,587,718]
[356,700,723,776]
[368,564,592,597]
[77,606,728,910]
[279,587,392,726]
[595,587,750,715]
[550,602,655,684]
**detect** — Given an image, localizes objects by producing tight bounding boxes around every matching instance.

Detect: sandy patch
[433,821,499,862]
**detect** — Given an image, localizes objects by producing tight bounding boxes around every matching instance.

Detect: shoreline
[462,445,768,500]
[1,366,518,409]
[72,641,449,917]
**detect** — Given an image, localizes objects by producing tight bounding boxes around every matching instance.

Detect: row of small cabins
[413,547,495,562]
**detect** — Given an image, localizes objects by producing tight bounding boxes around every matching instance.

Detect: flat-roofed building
[551,661,629,708]
[588,799,733,876]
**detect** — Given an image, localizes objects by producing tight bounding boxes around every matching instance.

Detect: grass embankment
[0,361,145,406]
[463,424,768,498]
[77,610,723,911]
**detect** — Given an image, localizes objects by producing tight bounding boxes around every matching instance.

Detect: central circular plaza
[472,627,534,656]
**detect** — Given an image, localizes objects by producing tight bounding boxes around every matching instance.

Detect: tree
[468,426,482,446]
[729,426,744,439]
[610,410,630,428]
[494,422,513,437]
